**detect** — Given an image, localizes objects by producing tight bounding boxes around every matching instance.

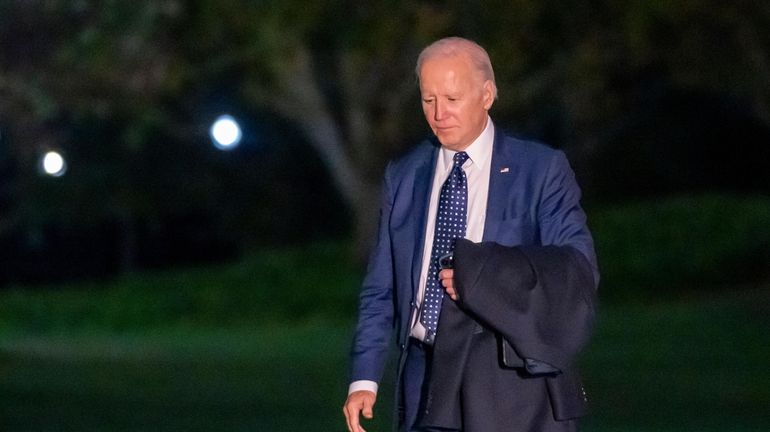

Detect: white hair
[415,37,498,99]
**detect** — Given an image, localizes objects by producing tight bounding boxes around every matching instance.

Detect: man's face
[419,54,494,151]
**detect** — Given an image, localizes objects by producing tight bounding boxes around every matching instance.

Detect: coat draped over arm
[421,239,598,430]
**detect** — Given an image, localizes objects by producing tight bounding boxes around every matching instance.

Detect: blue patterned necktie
[420,151,469,345]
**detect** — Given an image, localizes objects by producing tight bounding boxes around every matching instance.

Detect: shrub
[0,241,362,333]
[590,194,770,301]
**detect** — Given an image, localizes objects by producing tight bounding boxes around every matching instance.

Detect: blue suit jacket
[349,127,598,389]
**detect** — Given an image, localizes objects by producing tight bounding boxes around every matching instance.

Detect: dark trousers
[401,338,435,432]
[414,329,580,432]
[401,339,455,432]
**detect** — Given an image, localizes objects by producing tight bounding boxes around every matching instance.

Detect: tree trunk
[271,45,386,260]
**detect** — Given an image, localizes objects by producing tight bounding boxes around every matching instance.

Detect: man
[343,37,598,432]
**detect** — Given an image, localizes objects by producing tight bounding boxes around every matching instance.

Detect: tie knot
[453,151,469,168]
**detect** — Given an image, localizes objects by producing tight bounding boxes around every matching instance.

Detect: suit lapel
[483,129,517,242]
[410,145,439,298]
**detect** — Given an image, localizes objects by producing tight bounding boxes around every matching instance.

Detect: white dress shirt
[410,118,494,341]
[349,118,495,396]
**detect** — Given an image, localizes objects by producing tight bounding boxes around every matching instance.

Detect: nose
[433,99,446,121]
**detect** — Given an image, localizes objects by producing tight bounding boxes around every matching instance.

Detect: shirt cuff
[348,380,378,396]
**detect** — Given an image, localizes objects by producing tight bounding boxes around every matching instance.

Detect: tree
[0,0,447,260]
[2,0,769,269]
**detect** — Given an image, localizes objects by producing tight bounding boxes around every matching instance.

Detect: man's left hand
[439,268,458,301]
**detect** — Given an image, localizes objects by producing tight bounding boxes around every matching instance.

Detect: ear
[482,80,495,110]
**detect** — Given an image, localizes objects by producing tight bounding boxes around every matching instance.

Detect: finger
[348,409,362,432]
[343,400,359,432]
[352,406,367,432]
[362,397,374,419]
[342,404,352,432]
[446,287,457,300]
[345,396,371,432]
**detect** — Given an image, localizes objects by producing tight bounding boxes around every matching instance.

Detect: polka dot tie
[420,151,469,345]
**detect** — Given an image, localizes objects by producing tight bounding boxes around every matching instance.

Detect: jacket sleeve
[538,150,599,288]
[348,163,396,384]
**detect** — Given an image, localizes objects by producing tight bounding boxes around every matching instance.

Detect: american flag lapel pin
[500,167,510,173]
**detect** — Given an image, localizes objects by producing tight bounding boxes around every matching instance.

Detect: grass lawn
[1,230,769,431]
[1,288,769,431]
[0,321,365,431]
[580,288,770,432]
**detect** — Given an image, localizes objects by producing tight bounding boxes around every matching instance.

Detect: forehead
[419,54,480,89]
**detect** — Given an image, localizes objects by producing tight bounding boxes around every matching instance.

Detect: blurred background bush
[593,194,770,301]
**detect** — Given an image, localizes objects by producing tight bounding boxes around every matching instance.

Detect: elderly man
[343,37,599,432]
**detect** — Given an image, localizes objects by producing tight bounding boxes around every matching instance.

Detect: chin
[435,133,459,148]
[438,138,466,151]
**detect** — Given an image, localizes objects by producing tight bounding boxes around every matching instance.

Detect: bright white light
[41,151,67,177]
[210,115,242,150]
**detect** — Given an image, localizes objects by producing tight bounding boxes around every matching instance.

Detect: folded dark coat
[420,239,598,431]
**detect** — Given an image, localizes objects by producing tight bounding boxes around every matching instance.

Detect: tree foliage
[1,0,769,267]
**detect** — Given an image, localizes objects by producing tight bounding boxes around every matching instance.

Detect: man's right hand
[343,390,376,432]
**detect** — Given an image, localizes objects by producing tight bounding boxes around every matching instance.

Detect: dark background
[0,1,769,430]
